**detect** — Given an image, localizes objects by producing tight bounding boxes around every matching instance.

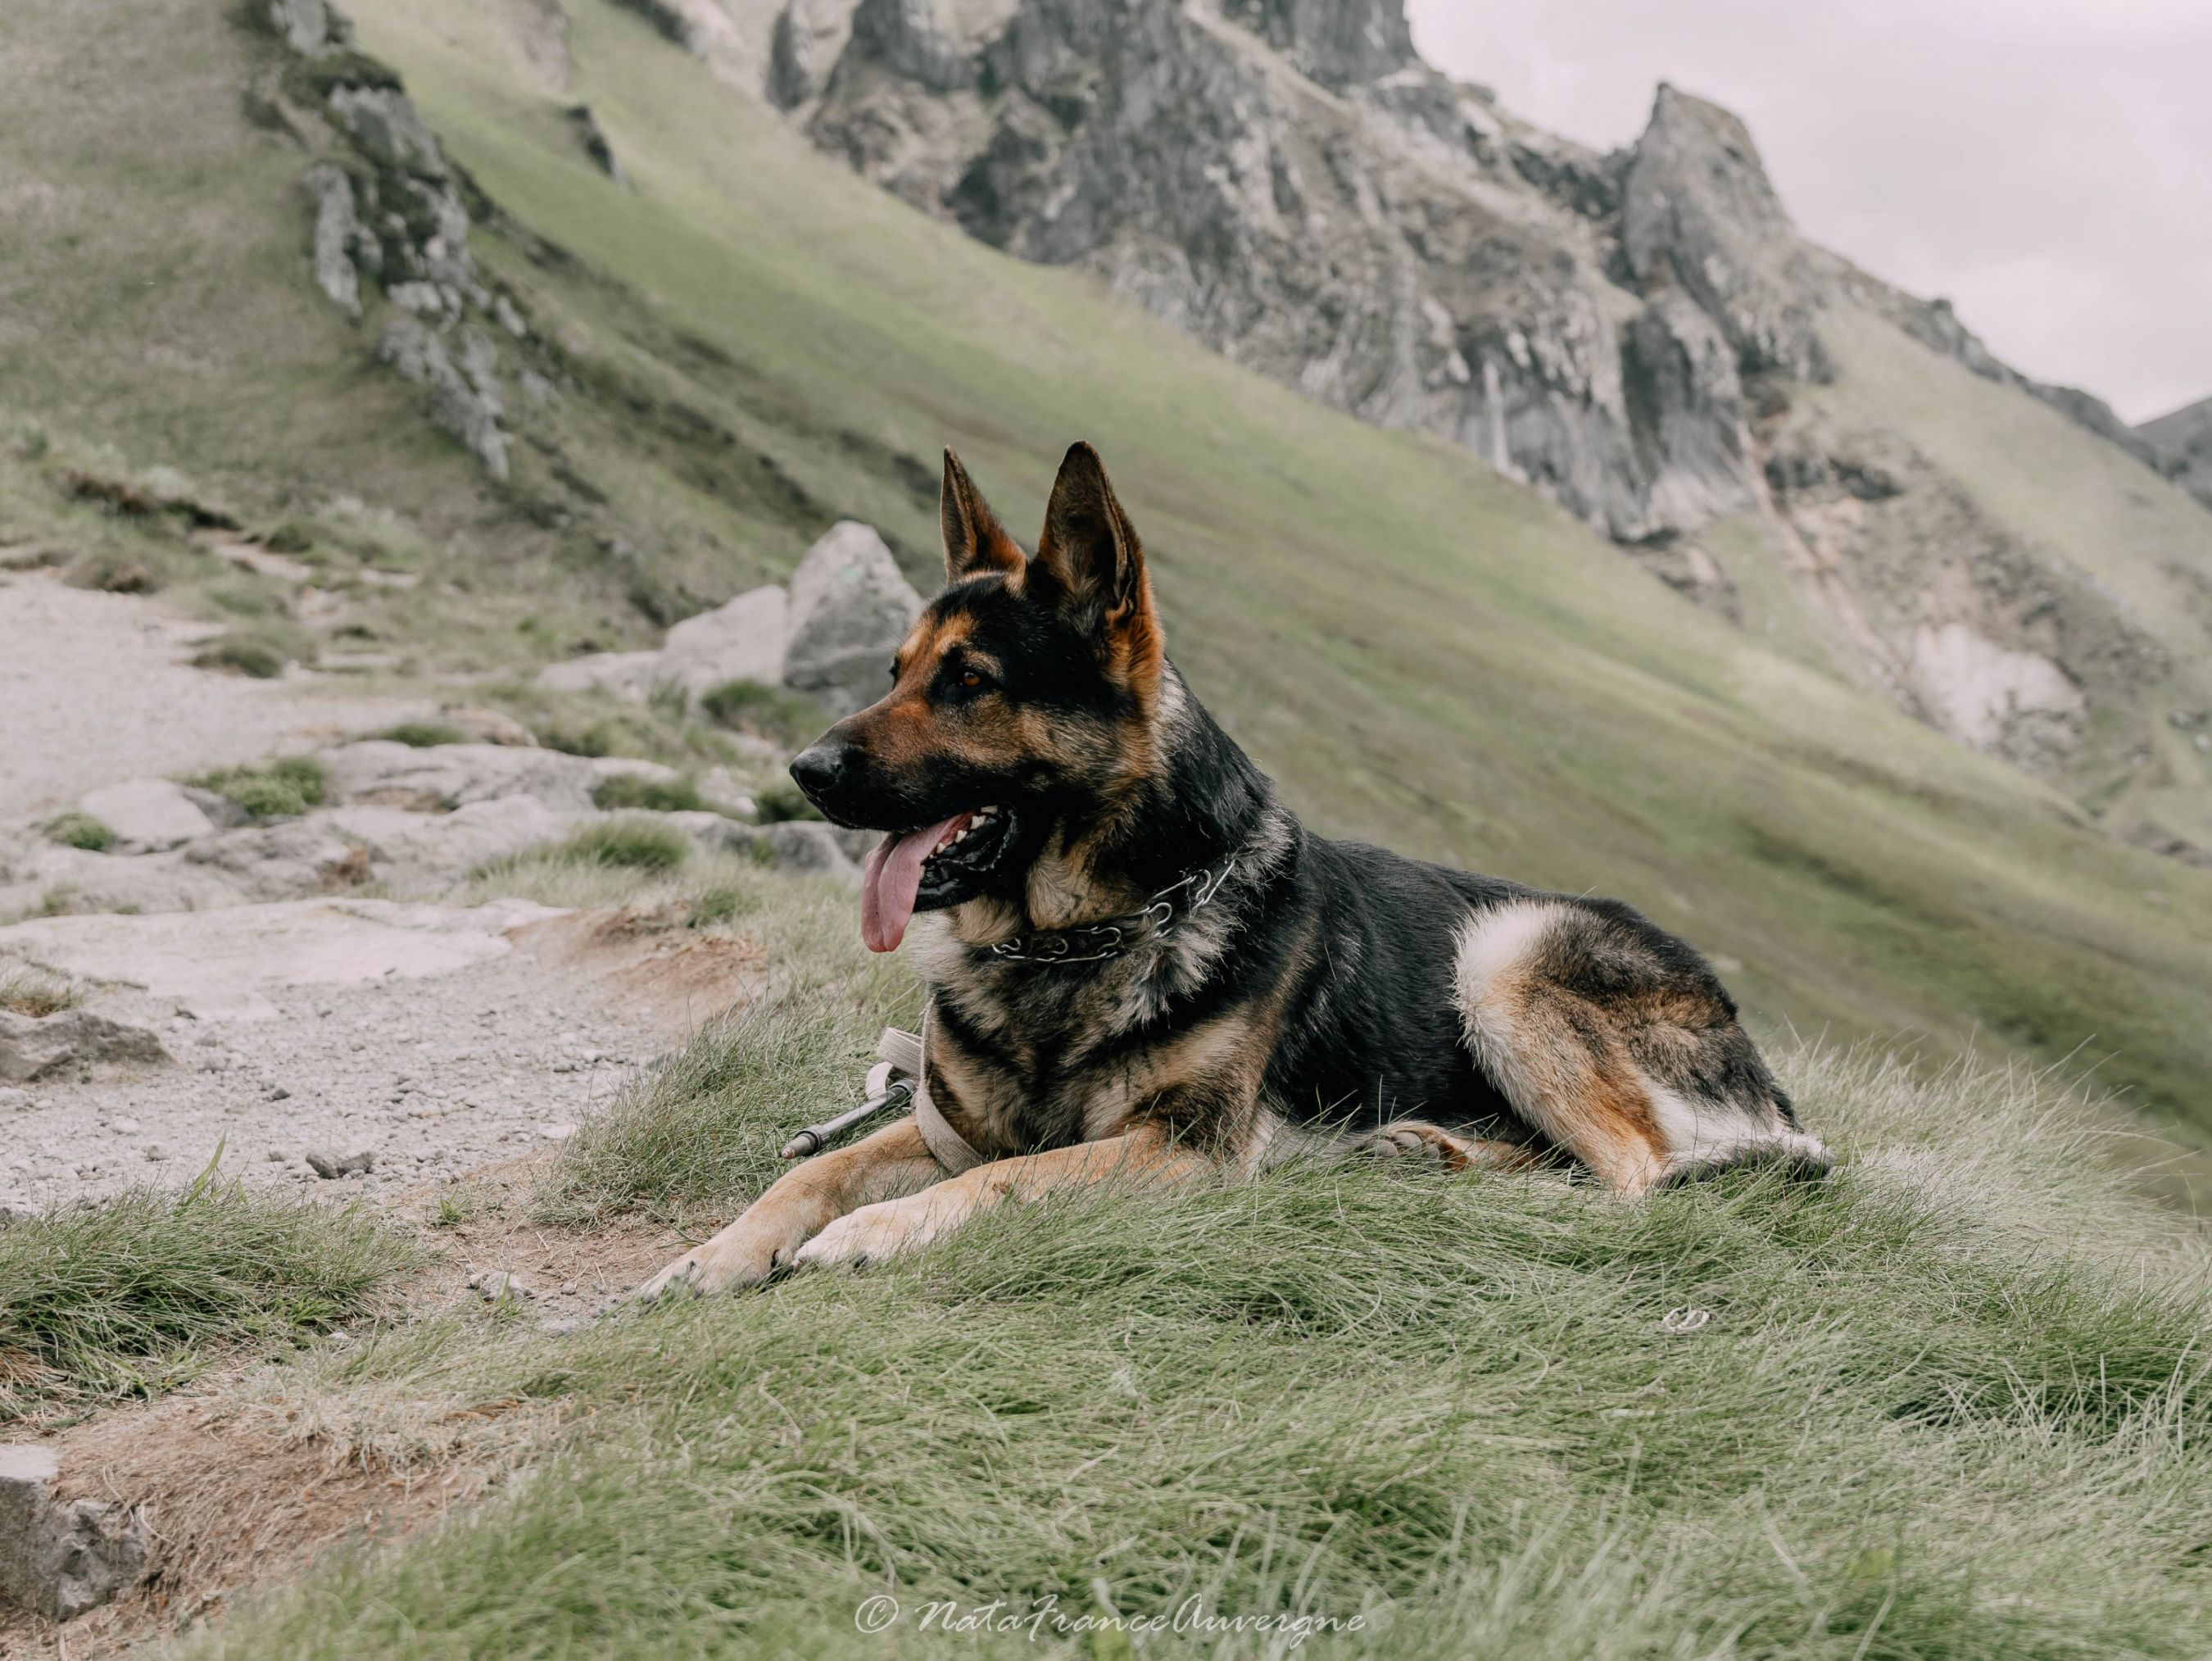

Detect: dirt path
[0,905,765,1211]
[0,572,422,819]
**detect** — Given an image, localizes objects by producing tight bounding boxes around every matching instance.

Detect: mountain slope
[0,0,2207,1146]
[2140,394,2212,515]
[747,0,2212,855]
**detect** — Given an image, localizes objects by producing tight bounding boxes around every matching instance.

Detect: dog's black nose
[789,741,854,803]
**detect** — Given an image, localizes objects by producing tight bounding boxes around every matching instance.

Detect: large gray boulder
[657,584,788,701]
[75,779,215,855]
[782,522,924,717]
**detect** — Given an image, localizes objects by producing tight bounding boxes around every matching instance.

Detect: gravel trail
[0,571,419,818]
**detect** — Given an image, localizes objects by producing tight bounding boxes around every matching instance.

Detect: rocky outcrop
[253,3,523,479]
[539,519,922,718]
[734,0,2209,810]
[2138,395,2212,513]
[376,320,510,480]
[768,0,2170,551]
[1754,416,2169,769]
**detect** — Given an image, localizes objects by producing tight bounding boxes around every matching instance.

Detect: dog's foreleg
[792,1124,1213,1270]
[636,1117,945,1298]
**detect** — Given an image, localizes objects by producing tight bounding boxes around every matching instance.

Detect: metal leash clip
[779,1060,915,1160]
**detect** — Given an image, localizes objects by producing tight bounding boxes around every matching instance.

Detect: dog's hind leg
[1451,898,1829,1196]
[1352,1121,1548,1174]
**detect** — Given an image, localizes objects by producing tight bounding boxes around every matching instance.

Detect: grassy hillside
[368,0,2212,1133]
[1,0,2206,1142]
[1812,305,2212,855]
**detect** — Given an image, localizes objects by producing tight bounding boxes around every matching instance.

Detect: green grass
[0,1174,416,1421]
[479,816,691,879]
[699,677,827,749]
[184,755,329,820]
[590,770,710,813]
[372,720,470,748]
[0,964,83,1018]
[188,621,317,680]
[41,809,112,851]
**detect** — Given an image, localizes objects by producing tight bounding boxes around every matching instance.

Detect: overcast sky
[1405,0,2212,424]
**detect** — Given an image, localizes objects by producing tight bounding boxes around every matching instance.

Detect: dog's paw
[792,1196,936,1272]
[635,1214,805,1300]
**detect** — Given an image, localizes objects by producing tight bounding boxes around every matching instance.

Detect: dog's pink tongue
[860,815,963,952]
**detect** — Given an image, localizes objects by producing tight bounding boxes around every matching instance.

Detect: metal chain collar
[984,855,1238,965]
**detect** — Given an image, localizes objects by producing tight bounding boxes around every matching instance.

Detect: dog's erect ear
[941,450,1025,583]
[1034,444,1161,683]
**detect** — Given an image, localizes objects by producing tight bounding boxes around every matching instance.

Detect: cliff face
[763,0,2152,547]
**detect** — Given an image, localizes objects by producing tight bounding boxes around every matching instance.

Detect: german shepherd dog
[639,444,1829,1296]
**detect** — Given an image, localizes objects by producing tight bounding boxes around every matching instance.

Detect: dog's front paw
[792,1196,936,1271]
[635,1212,808,1300]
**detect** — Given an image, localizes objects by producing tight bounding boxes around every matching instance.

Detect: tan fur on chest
[927,1001,1268,1155]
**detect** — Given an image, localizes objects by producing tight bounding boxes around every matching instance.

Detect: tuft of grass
[698,678,827,749]
[190,629,297,679]
[539,988,882,1223]
[371,720,469,748]
[429,1188,478,1230]
[0,965,84,1019]
[0,1174,416,1420]
[66,551,158,593]
[589,771,709,814]
[185,756,328,819]
[751,779,822,823]
[480,818,691,880]
[42,810,112,851]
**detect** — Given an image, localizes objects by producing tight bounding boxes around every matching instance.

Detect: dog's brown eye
[962,671,982,688]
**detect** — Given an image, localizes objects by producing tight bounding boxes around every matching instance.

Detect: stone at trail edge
[0,1443,152,1622]
[306,1148,374,1178]
[0,1007,168,1086]
[469,1268,534,1300]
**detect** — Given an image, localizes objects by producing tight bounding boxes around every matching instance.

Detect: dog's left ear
[1034,442,1163,687]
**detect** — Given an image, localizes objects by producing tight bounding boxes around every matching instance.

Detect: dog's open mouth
[859,805,1015,952]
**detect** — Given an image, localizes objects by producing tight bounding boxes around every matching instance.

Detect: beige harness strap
[877,1014,984,1175]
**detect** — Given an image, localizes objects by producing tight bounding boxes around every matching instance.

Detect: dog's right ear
[941,450,1026,583]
